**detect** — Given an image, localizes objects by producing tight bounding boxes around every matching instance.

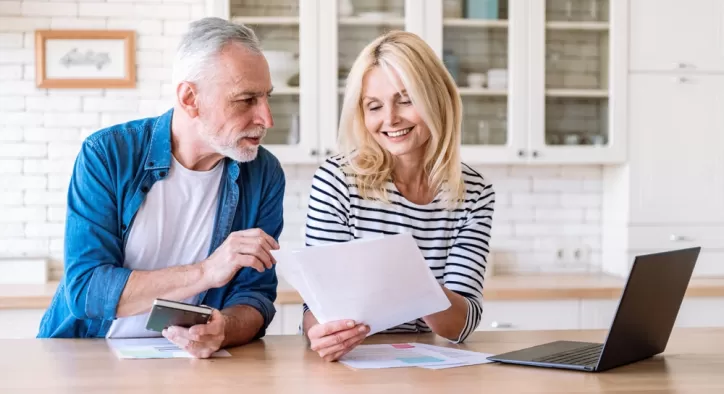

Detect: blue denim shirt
[37,108,285,338]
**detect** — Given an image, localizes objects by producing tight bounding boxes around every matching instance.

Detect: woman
[301,31,495,362]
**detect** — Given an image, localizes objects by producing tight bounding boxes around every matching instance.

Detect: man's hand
[307,320,369,362]
[200,228,280,289]
[163,309,226,359]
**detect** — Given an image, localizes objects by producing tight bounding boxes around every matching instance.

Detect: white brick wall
[0,0,604,279]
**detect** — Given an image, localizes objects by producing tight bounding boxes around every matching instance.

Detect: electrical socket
[554,242,592,265]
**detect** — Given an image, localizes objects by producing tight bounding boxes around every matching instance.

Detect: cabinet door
[229,0,321,164]
[676,298,724,327]
[527,0,626,164]
[418,0,527,164]
[317,0,413,159]
[630,0,724,72]
[580,299,618,329]
[629,75,724,224]
[476,300,580,331]
[0,310,45,338]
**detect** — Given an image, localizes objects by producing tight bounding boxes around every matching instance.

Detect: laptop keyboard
[532,343,603,366]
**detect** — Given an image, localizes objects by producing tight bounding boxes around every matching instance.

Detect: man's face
[196,43,274,162]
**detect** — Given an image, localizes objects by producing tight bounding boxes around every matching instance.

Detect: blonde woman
[301,31,495,362]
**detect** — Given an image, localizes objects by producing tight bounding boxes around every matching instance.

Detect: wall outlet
[554,242,592,266]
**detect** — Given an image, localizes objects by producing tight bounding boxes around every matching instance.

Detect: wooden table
[3,328,724,393]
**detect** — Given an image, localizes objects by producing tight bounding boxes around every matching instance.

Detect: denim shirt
[37,108,285,338]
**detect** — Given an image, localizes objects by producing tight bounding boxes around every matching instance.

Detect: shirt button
[149,161,155,167]
[141,186,149,193]
[159,171,166,177]
[121,224,127,231]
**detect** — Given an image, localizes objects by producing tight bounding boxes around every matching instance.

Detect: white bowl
[263,50,298,87]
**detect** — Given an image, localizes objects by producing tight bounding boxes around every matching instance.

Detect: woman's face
[361,66,431,160]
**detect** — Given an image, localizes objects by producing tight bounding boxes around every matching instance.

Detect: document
[338,343,459,369]
[412,343,495,369]
[273,233,451,335]
[107,337,231,359]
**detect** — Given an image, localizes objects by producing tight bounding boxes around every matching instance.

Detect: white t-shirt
[106,156,224,339]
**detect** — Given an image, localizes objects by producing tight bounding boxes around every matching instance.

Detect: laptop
[487,247,701,372]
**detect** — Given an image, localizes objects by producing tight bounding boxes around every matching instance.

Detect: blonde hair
[337,31,465,207]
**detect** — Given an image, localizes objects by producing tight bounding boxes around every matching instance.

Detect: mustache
[235,127,267,141]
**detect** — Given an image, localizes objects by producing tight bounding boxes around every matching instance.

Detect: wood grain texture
[4,275,724,309]
[2,328,724,393]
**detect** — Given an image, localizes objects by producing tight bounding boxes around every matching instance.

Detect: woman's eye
[369,106,381,111]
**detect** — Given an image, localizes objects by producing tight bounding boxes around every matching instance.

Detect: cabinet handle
[532,150,539,158]
[517,150,526,157]
[324,149,333,156]
[669,234,691,242]
[674,62,687,69]
[310,149,318,156]
[491,321,513,329]
[676,76,689,83]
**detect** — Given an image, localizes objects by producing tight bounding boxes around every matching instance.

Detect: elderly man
[38,17,284,358]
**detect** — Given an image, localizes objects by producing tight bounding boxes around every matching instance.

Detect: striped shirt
[303,156,495,343]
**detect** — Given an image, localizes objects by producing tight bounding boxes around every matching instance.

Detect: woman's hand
[307,320,370,362]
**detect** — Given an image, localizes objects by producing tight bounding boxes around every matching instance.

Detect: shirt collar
[145,108,173,170]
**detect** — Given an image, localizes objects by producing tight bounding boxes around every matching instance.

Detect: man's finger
[236,228,279,249]
[163,326,191,348]
[235,243,273,269]
[307,320,356,340]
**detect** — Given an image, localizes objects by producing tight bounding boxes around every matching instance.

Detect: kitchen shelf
[458,87,508,96]
[546,89,608,98]
[545,21,609,31]
[443,18,509,28]
[271,86,300,95]
[230,16,299,26]
[339,16,405,26]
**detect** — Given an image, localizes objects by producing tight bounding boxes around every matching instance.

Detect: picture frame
[35,30,136,89]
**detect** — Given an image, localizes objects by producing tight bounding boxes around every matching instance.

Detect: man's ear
[177,81,200,118]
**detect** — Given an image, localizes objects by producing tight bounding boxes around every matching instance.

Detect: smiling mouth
[382,127,413,138]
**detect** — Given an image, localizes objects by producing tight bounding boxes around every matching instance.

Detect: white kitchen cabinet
[580,298,724,330]
[208,0,628,165]
[476,300,580,331]
[267,304,303,335]
[630,0,724,73]
[628,74,724,225]
[0,310,44,339]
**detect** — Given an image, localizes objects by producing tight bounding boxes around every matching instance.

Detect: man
[37,17,285,359]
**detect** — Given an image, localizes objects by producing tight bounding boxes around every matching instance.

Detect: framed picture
[35,30,136,89]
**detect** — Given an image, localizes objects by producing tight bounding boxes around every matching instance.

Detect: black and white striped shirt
[303,156,495,343]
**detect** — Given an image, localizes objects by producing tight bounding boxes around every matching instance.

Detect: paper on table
[412,343,495,369]
[338,343,459,369]
[107,337,231,359]
[273,233,451,335]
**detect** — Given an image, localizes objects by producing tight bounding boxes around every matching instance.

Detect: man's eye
[240,98,256,105]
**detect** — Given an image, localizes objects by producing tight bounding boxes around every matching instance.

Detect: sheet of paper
[338,343,459,369]
[412,343,495,369]
[107,338,231,359]
[273,233,451,335]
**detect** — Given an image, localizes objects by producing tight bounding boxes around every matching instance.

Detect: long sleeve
[444,179,495,342]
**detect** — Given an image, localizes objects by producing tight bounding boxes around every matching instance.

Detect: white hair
[172,17,261,86]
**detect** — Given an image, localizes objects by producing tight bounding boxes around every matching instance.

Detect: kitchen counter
[4,274,724,310]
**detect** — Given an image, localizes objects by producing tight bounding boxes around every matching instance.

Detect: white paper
[107,337,231,359]
[412,343,495,369]
[273,233,451,335]
[338,343,459,369]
